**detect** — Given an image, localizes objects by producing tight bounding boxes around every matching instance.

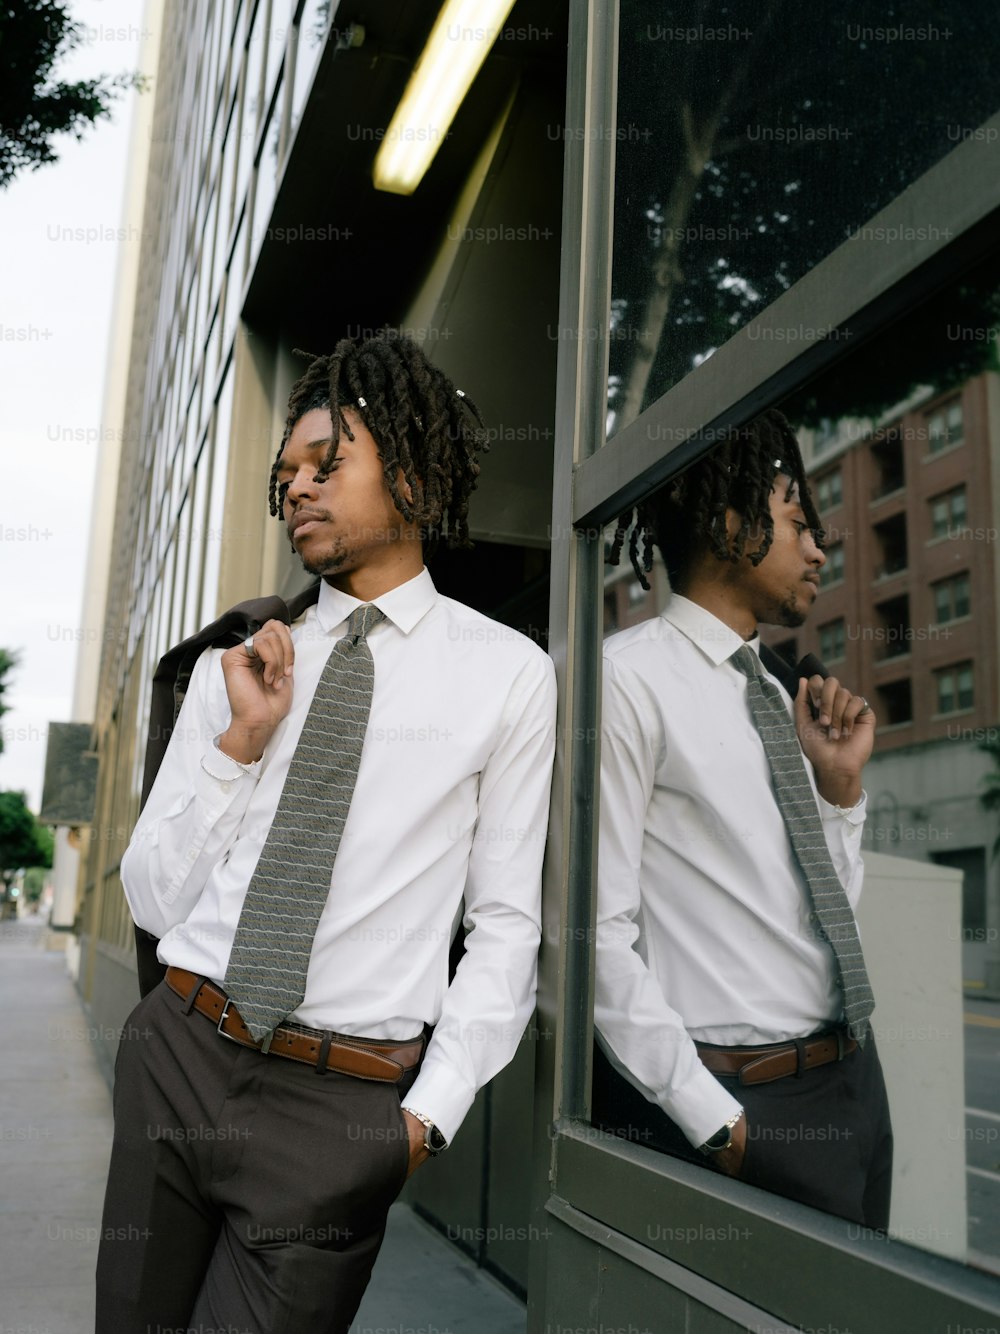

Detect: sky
[0,1,146,808]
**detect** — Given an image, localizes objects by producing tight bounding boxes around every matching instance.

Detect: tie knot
[729,644,761,681]
[346,603,385,644]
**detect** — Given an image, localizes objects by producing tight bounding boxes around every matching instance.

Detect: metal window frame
[537,0,1000,1327]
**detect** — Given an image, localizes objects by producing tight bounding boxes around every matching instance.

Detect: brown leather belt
[165,967,425,1084]
[696,1029,857,1086]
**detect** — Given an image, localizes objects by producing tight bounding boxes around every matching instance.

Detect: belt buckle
[216,999,241,1044]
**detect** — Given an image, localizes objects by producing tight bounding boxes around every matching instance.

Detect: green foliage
[783,256,1000,427]
[0,790,53,886]
[0,0,145,188]
[0,649,17,752]
[22,865,48,903]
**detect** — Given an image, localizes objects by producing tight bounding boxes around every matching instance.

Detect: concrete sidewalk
[0,917,524,1334]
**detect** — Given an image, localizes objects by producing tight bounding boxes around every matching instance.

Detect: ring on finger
[856,695,871,716]
[244,635,257,657]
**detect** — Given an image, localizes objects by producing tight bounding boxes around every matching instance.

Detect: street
[964,997,1000,1273]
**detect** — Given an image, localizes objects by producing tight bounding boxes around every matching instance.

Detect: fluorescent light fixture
[373,0,517,195]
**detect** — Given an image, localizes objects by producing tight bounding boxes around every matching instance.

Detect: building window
[936,662,974,714]
[873,512,907,580]
[926,398,964,454]
[933,573,971,623]
[874,594,910,659]
[818,619,846,663]
[930,486,967,539]
[820,542,844,587]
[876,678,912,726]
[870,428,904,500]
[816,469,843,512]
[813,418,837,454]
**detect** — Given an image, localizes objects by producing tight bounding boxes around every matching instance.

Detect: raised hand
[217,619,296,763]
[794,674,876,809]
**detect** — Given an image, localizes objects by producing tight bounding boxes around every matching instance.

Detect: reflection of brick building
[605,372,1000,988]
[767,376,998,750]
[770,373,1000,990]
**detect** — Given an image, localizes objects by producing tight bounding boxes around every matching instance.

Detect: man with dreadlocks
[592,409,892,1230]
[96,330,556,1332]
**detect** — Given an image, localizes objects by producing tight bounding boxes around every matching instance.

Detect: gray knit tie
[224,603,385,1044]
[730,645,873,1042]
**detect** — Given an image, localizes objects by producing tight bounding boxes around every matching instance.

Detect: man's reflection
[593,410,893,1229]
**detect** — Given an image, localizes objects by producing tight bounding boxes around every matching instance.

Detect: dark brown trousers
[95,981,415,1334]
[592,1035,893,1231]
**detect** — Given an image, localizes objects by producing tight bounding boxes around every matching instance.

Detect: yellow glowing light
[373,0,518,195]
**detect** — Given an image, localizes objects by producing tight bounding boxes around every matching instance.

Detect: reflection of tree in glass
[313,2,332,47]
[780,252,1000,425]
[611,0,1000,429]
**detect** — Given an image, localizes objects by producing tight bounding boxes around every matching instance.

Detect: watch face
[427,1125,448,1154]
[705,1127,731,1151]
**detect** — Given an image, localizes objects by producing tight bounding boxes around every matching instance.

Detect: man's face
[734,474,825,629]
[275,406,419,580]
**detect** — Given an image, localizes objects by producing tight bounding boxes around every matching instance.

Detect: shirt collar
[316,566,437,637]
[661,593,762,668]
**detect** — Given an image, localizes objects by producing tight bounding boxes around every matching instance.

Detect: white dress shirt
[595,594,867,1148]
[122,568,557,1143]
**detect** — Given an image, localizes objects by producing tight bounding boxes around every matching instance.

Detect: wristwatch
[401,1107,448,1155]
[698,1108,744,1156]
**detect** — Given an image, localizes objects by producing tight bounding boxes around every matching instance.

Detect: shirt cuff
[401,1059,476,1147]
[199,736,263,782]
[817,789,866,825]
[665,1062,744,1148]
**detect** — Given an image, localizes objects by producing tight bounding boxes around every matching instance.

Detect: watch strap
[401,1106,448,1154]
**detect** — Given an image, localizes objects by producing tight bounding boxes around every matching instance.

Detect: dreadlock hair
[608,409,824,592]
[268,329,488,561]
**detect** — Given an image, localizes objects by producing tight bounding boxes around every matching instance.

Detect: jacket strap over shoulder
[758,643,829,700]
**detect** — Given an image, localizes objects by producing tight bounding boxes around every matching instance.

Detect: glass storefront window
[222,209,247,354]
[218,98,237,246]
[607,3,1000,437]
[203,2,225,171]
[173,492,193,644]
[264,0,292,115]
[203,297,221,402]
[161,533,180,652]
[201,362,234,621]
[183,436,211,638]
[250,87,282,260]
[592,242,1000,1276]
[203,184,222,344]
[244,0,267,143]
[288,0,329,142]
